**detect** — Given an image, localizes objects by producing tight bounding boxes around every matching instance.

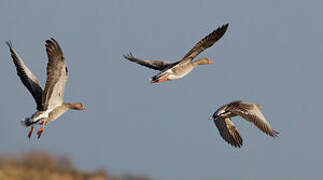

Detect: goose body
[210,100,279,148]
[6,39,86,139]
[151,64,195,82]
[124,24,228,83]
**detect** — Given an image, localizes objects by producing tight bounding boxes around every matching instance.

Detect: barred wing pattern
[227,101,279,137]
[42,38,68,110]
[214,117,243,148]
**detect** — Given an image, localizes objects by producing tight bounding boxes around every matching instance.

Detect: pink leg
[37,121,47,139]
[28,126,34,139]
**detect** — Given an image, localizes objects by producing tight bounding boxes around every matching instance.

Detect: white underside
[29,108,54,124]
[167,68,193,80]
[38,110,51,119]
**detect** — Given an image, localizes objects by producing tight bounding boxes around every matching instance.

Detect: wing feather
[42,38,68,110]
[227,101,279,137]
[123,52,174,71]
[214,117,243,148]
[6,41,44,111]
[180,24,229,64]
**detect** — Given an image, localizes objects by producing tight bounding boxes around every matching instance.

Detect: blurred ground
[0,151,153,180]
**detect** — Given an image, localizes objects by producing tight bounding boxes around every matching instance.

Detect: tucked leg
[151,73,171,84]
[156,73,171,83]
[37,120,47,139]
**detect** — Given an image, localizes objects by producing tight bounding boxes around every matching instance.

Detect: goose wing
[6,41,44,111]
[179,24,229,64]
[227,101,279,137]
[214,117,243,148]
[42,38,68,110]
[123,52,174,71]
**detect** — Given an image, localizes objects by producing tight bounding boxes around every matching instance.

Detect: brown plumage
[42,38,68,110]
[6,38,86,139]
[6,41,44,111]
[124,24,229,83]
[210,100,279,148]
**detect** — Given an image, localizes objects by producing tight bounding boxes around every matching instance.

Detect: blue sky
[1,0,322,180]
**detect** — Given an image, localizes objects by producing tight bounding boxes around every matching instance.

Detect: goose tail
[21,117,37,127]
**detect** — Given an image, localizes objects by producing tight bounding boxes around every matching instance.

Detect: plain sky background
[0,0,322,180]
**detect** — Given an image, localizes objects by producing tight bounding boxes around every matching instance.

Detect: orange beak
[208,59,214,64]
[256,104,262,109]
[80,106,87,110]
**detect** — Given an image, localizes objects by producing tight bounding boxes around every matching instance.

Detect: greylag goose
[210,100,279,148]
[124,24,229,83]
[6,38,86,139]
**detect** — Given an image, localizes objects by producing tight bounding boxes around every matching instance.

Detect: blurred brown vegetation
[111,174,153,180]
[0,151,153,180]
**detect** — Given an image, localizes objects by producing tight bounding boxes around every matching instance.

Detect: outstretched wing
[227,101,279,137]
[180,24,229,64]
[214,117,243,148]
[6,41,44,111]
[42,38,68,110]
[123,52,175,71]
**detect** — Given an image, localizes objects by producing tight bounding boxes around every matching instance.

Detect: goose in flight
[123,24,229,83]
[6,38,86,139]
[210,100,279,148]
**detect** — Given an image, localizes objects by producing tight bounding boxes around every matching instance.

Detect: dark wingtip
[234,137,243,148]
[272,130,280,138]
[45,37,57,45]
[5,40,12,48]
[50,37,59,45]
[45,37,63,55]
[45,39,51,45]
[230,142,242,148]
[123,52,134,59]
[221,23,229,31]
